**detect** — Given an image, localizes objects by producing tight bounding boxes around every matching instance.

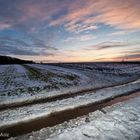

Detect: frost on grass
[0,63,140,104]
[0,64,84,101]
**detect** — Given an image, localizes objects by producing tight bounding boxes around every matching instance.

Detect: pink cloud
[49,0,140,33]
[1,0,140,33]
[0,23,11,30]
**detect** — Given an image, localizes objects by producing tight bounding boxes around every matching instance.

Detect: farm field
[0,62,140,140]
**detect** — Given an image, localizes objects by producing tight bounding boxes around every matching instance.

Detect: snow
[0,64,89,101]
[9,94,140,140]
[0,78,140,129]
[0,64,84,102]
[0,63,140,107]
[0,65,47,100]
[10,110,104,140]
[0,63,139,140]
[45,96,140,140]
[28,64,89,85]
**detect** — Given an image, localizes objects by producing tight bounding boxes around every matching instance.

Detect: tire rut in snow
[0,77,140,111]
[0,90,140,138]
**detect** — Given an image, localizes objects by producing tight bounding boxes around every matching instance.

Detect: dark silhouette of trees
[0,55,34,65]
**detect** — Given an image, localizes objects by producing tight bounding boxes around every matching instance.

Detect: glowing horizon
[0,0,140,62]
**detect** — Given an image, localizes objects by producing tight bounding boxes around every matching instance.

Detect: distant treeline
[0,56,34,64]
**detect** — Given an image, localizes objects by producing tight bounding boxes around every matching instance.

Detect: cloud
[93,53,140,61]
[112,53,140,61]
[49,0,140,33]
[64,24,98,33]
[1,0,140,33]
[63,34,96,42]
[95,41,127,50]
[0,44,39,56]
[0,0,69,31]
[89,43,140,61]
[0,23,11,30]
[83,41,140,51]
[83,41,127,51]
[110,31,129,36]
[0,36,58,56]
[0,0,140,62]
[79,34,96,41]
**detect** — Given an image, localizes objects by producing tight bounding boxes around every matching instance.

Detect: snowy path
[46,96,140,140]
[1,72,140,110]
[0,78,140,138]
[8,92,140,140]
[0,63,140,139]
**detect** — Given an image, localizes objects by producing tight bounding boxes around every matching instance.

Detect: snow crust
[0,78,140,129]
[47,96,140,140]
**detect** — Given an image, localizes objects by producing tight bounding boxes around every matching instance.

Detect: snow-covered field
[11,95,140,140]
[0,63,140,104]
[0,63,140,139]
[0,78,139,128]
[0,64,86,103]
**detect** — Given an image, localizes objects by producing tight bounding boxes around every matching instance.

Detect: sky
[0,0,140,62]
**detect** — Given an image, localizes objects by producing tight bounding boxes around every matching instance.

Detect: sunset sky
[0,0,140,62]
